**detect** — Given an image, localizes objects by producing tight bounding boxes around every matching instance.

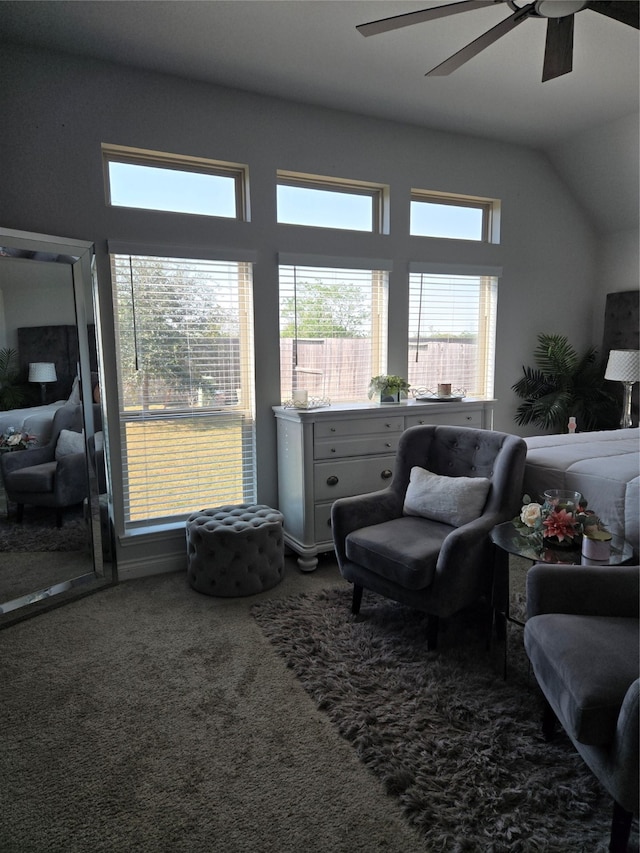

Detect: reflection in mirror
[0,228,113,627]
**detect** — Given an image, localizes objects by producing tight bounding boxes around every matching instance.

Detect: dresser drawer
[315,416,403,440]
[314,433,400,460]
[314,455,396,501]
[314,502,334,543]
[405,409,483,429]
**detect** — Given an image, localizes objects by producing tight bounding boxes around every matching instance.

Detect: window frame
[410,190,498,243]
[109,249,257,529]
[407,268,499,399]
[102,144,249,221]
[277,170,387,233]
[278,259,390,404]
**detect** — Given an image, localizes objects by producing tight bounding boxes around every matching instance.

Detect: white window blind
[408,272,498,397]
[111,253,256,527]
[279,264,388,403]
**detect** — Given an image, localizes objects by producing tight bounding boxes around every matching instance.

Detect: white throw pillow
[55,429,85,460]
[403,466,491,527]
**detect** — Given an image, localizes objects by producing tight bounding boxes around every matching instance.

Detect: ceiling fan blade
[542,15,574,81]
[425,3,535,75]
[357,0,502,37]
[586,1,639,29]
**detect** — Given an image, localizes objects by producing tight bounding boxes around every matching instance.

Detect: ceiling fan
[357,0,639,81]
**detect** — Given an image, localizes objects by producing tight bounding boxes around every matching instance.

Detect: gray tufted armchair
[1,404,89,527]
[525,564,639,853]
[331,424,527,649]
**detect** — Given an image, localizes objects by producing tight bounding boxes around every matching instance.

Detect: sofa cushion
[8,461,57,492]
[525,613,639,746]
[403,467,491,527]
[345,515,452,590]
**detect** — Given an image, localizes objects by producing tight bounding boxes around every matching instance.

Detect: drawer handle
[417,419,425,425]
[330,427,336,432]
[466,416,472,421]
[331,447,336,453]
[327,475,339,486]
[381,469,393,480]
[385,423,392,428]
[385,442,392,447]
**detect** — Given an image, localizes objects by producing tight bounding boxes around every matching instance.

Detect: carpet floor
[1,555,637,852]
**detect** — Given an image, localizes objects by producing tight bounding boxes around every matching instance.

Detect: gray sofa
[524,564,639,852]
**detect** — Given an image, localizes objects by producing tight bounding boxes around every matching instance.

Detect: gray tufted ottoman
[186,504,285,597]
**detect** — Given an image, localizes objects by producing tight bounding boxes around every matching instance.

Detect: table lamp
[29,362,57,405]
[604,349,639,429]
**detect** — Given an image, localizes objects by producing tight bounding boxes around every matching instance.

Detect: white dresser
[273,399,495,570]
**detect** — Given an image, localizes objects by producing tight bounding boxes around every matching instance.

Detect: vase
[544,535,578,550]
[379,389,402,404]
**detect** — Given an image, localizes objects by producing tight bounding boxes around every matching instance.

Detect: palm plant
[0,347,26,411]
[512,334,618,432]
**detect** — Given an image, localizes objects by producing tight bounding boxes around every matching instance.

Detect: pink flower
[543,508,577,542]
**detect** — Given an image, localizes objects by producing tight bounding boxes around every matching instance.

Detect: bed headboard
[602,290,639,426]
[17,324,98,404]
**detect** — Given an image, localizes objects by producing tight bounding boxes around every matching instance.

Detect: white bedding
[0,401,68,446]
[524,429,640,558]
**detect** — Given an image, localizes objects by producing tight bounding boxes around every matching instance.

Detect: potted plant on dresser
[368,374,410,404]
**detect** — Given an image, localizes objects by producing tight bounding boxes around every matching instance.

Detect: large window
[111,252,255,527]
[279,262,388,403]
[277,172,386,232]
[408,271,498,398]
[103,145,248,219]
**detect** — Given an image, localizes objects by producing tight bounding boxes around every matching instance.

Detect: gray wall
[1,44,633,576]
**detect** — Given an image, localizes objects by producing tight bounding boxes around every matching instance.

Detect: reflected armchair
[331,425,527,649]
[0,404,88,527]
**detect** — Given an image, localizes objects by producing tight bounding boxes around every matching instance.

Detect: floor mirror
[0,227,114,627]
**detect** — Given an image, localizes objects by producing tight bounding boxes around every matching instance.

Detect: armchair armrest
[526,564,640,620]
[1,444,54,475]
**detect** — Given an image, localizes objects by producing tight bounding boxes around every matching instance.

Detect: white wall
[0,45,604,575]
[0,257,76,351]
[546,112,640,346]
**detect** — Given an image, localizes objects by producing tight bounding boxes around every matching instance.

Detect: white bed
[523,429,640,559]
[0,401,69,446]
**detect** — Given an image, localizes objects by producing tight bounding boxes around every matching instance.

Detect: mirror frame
[0,227,115,627]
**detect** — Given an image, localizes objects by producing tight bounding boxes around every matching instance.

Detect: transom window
[410,191,497,242]
[103,145,248,219]
[279,262,388,403]
[408,271,498,398]
[277,171,386,232]
[111,252,255,527]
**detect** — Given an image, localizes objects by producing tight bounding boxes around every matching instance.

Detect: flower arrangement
[515,490,609,548]
[367,374,411,401]
[0,427,37,450]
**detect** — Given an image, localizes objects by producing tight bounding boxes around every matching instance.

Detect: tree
[114,257,234,409]
[280,280,369,338]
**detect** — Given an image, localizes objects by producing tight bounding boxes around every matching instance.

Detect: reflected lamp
[28,362,57,405]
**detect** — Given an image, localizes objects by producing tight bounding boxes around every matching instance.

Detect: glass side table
[490,521,633,678]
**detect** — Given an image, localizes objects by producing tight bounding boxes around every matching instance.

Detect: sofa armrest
[526,564,640,620]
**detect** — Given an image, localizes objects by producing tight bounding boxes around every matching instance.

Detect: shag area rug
[252,588,638,853]
[0,505,88,552]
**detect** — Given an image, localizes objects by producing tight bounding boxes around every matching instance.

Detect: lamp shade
[28,362,57,383]
[604,350,640,384]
